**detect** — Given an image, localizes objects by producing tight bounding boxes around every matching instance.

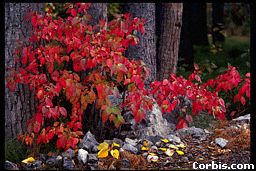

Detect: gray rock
[122,157,130,168]
[167,134,181,144]
[151,146,158,151]
[91,146,98,153]
[56,155,63,166]
[104,140,113,145]
[21,160,42,170]
[113,138,124,146]
[46,157,58,167]
[232,114,250,123]
[125,138,138,146]
[215,138,228,148]
[79,131,99,153]
[87,154,98,163]
[62,148,75,159]
[78,149,88,164]
[88,163,98,170]
[155,141,162,147]
[176,126,206,140]
[32,160,42,170]
[38,153,47,162]
[137,102,174,139]
[63,157,74,170]
[5,160,19,170]
[122,143,138,154]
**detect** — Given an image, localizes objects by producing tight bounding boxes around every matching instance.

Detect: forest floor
[97,117,251,170]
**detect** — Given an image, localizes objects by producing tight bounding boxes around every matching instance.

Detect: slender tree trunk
[178,3,194,71]
[156,3,183,80]
[212,2,225,46]
[5,3,45,140]
[123,3,156,86]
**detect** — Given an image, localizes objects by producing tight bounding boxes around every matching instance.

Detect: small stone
[167,134,181,144]
[155,141,162,147]
[78,149,88,164]
[215,138,228,148]
[125,138,138,146]
[122,143,138,154]
[122,157,130,168]
[5,160,19,170]
[63,157,74,170]
[181,157,189,163]
[151,146,158,151]
[32,160,42,170]
[46,157,57,167]
[91,146,98,153]
[147,155,159,163]
[62,148,75,159]
[79,131,99,152]
[113,138,124,146]
[88,154,98,163]
[88,163,98,170]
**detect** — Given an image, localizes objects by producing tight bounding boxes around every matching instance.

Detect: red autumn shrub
[6,3,152,150]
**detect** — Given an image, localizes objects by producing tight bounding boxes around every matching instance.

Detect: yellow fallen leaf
[149,153,157,156]
[110,149,119,159]
[176,150,184,155]
[176,143,186,148]
[158,148,167,152]
[98,142,109,151]
[165,149,175,157]
[111,142,120,148]
[98,148,109,158]
[143,140,148,147]
[22,157,35,164]
[161,139,169,143]
[141,146,150,151]
[169,144,179,150]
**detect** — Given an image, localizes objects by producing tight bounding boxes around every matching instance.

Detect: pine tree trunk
[5,3,45,140]
[157,3,183,80]
[123,3,157,86]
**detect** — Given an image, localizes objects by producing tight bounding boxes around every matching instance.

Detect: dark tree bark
[123,3,156,86]
[212,2,225,46]
[87,3,108,29]
[190,3,209,45]
[156,3,183,80]
[5,3,45,140]
[178,3,194,71]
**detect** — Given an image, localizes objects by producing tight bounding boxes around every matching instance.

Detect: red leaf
[240,96,246,106]
[59,107,67,117]
[71,9,76,17]
[33,122,41,133]
[73,122,82,131]
[96,84,105,99]
[162,79,169,86]
[106,59,112,68]
[176,119,188,129]
[185,115,193,123]
[101,111,109,123]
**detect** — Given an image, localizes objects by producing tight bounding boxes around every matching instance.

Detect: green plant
[5,138,28,163]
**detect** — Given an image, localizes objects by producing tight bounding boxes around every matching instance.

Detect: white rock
[215,138,228,148]
[78,149,88,164]
[147,155,159,163]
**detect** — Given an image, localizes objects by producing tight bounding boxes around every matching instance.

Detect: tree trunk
[190,3,209,45]
[5,3,45,140]
[87,3,108,29]
[178,3,194,71]
[123,3,156,86]
[156,3,183,80]
[212,2,225,46]
[82,3,108,138]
